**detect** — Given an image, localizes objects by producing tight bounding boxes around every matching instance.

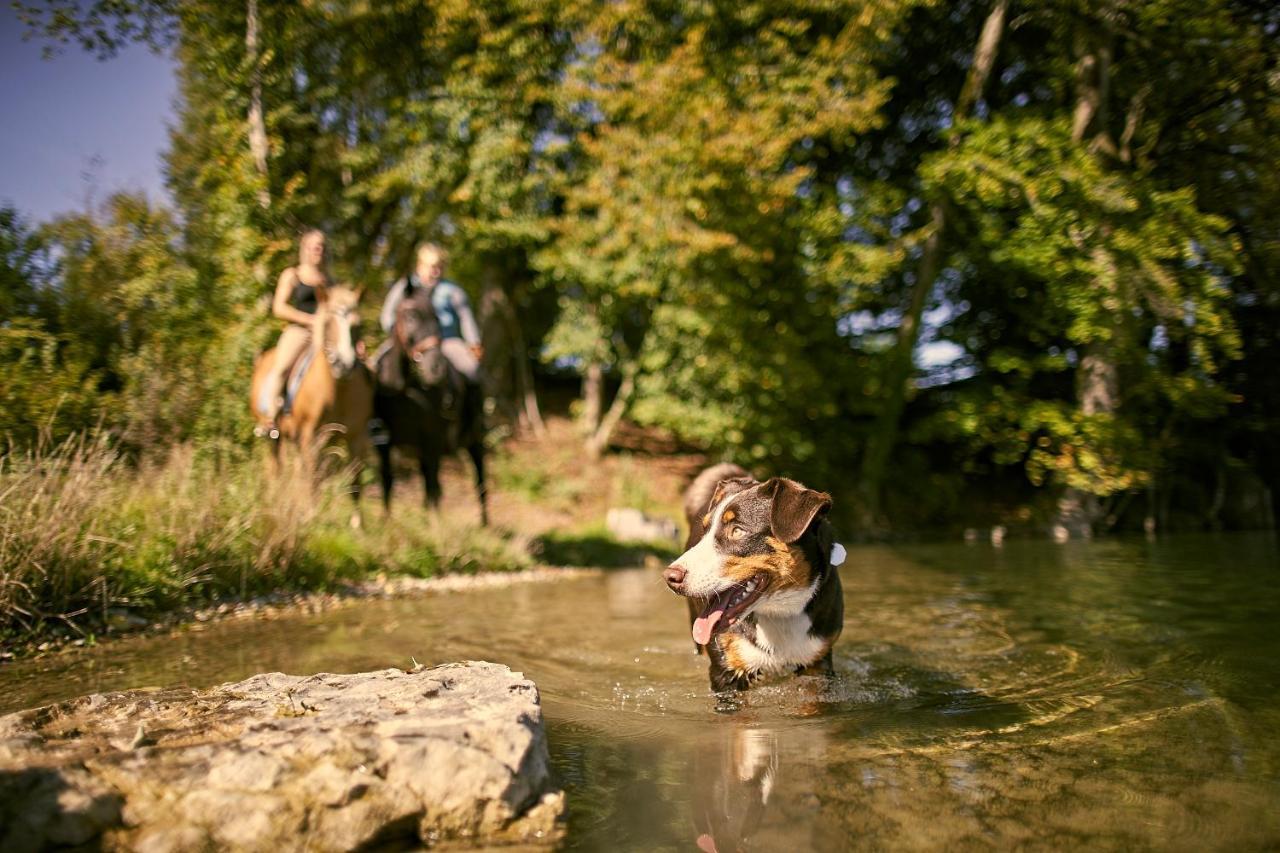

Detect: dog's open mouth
[692,574,770,645]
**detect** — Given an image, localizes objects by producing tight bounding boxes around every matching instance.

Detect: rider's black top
[289,273,319,316]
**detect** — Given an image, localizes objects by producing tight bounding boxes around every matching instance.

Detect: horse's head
[319,285,363,378]
[394,288,447,386]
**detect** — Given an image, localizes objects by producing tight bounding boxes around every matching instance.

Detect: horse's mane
[323,284,360,310]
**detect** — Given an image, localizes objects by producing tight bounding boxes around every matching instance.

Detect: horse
[373,289,488,525]
[249,285,374,527]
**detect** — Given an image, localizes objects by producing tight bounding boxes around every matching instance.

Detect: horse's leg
[420,453,442,514]
[297,422,319,490]
[266,430,283,477]
[346,433,367,530]
[468,441,488,527]
[377,442,394,516]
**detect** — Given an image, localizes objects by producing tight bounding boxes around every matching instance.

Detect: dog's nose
[664,564,687,590]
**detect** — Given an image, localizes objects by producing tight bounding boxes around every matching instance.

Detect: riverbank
[2,566,602,662]
[0,418,693,656]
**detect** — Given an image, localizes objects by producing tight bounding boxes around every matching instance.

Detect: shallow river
[4,534,1280,850]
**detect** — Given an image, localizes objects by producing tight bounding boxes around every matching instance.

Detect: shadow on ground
[533,532,679,569]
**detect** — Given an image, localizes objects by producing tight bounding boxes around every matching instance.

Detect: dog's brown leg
[708,639,752,692]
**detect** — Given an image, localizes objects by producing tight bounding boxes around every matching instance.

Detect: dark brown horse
[373,290,488,524]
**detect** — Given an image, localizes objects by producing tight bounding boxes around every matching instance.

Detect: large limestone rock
[0,662,563,851]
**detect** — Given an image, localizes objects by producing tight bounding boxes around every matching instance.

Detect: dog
[664,463,847,692]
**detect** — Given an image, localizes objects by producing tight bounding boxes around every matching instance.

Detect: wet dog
[664,464,846,692]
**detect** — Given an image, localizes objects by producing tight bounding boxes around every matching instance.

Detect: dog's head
[665,476,834,645]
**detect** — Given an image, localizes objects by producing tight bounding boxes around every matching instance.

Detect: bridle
[320,302,360,378]
[393,294,446,386]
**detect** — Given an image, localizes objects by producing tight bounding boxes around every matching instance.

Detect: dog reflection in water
[692,727,777,853]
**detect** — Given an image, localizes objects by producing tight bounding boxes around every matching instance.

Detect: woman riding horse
[373,245,488,525]
[257,229,332,436]
[250,230,374,527]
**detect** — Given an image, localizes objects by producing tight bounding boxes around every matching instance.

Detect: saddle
[282,348,315,416]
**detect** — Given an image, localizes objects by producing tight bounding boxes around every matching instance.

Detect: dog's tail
[683,462,750,527]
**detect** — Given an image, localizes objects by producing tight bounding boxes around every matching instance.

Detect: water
[3,534,1279,850]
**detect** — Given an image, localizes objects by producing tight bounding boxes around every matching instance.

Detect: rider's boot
[256,396,283,440]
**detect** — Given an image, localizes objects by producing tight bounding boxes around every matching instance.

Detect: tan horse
[250,285,374,526]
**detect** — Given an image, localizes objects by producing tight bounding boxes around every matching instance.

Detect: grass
[0,416,702,651]
[490,438,585,511]
[0,434,529,648]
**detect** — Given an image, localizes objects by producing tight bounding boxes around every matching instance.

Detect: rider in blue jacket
[379,243,483,382]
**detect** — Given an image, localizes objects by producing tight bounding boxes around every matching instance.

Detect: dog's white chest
[734,614,826,675]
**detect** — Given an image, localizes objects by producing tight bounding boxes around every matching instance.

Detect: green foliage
[537,0,915,477]
[920,113,1242,497]
[926,117,1239,359]
[0,205,106,445]
[0,321,104,449]
[8,0,1280,535]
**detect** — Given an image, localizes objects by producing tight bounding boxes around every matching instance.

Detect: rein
[394,298,440,362]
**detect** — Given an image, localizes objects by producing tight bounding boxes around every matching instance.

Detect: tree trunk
[585,358,637,459]
[582,361,603,434]
[1056,19,1121,539]
[859,203,944,519]
[246,0,270,209]
[478,266,520,428]
[580,302,605,434]
[478,265,545,437]
[858,0,1010,522]
[512,300,546,437]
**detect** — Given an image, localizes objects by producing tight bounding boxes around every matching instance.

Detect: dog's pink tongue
[692,609,723,645]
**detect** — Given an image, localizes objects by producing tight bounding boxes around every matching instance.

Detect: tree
[541,0,912,463]
[914,0,1263,533]
[857,0,1011,523]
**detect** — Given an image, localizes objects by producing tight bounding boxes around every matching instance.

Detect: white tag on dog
[830,543,847,567]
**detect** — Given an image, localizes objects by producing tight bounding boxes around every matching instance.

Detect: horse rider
[257,228,330,438]
[378,242,484,410]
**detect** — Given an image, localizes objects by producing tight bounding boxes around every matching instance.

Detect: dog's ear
[766,478,832,544]
[711,475,754,509]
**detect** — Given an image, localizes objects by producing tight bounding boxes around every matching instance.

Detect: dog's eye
[726,524,746,540]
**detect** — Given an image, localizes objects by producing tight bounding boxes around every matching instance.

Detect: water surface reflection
[2,535,1278,849]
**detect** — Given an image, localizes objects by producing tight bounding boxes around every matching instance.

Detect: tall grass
[0,434,530,645]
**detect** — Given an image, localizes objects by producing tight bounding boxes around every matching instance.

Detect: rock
[606,507,680,545]
[0,662,564,851]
